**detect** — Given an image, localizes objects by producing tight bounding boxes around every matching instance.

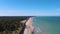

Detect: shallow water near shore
[33,16,60,34]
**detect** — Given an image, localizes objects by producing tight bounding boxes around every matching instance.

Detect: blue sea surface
[33,16,60,34]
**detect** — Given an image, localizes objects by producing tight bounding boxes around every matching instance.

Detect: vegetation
[0,16,27,34]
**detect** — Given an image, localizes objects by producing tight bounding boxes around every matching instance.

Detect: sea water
[33,16,60,34]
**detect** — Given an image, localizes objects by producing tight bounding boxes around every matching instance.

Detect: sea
[33,16,60,34]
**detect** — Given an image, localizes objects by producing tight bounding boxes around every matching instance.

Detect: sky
[0,0,60,16]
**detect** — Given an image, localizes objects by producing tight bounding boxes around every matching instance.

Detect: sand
[24,18,34,34]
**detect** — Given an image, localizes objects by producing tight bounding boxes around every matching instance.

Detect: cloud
[0,10,38,16]
[0,10,60,16]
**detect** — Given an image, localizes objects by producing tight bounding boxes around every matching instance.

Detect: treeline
[0,16,26,32]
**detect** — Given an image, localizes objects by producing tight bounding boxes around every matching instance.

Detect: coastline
[24,17,34,34]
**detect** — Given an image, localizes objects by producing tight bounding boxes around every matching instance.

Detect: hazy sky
[0,0,59,16]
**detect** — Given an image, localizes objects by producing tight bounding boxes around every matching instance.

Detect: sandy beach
[24,18,34,34]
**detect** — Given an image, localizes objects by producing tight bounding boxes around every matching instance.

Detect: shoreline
[24,17,34,34]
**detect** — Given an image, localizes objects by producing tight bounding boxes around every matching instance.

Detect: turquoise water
[33,16,60,34]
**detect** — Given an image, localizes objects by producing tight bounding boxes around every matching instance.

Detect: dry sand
[24,18,34,34]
